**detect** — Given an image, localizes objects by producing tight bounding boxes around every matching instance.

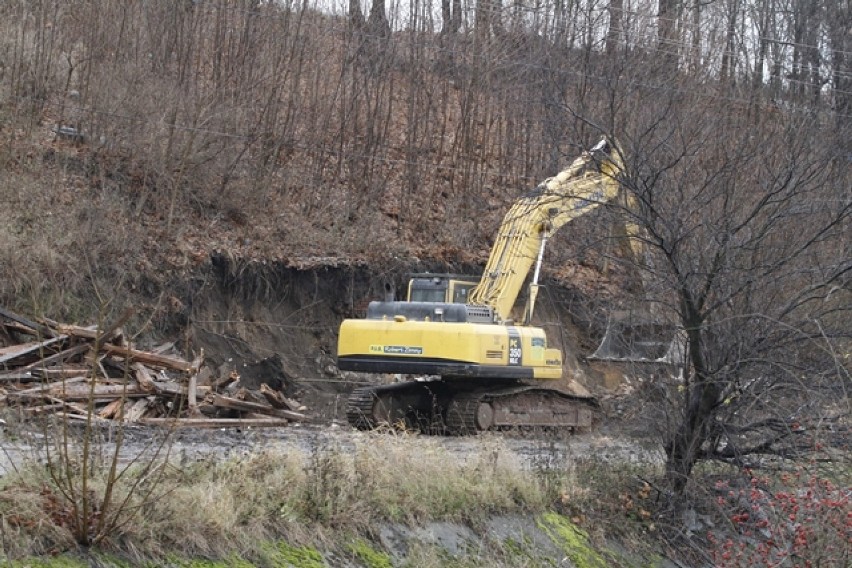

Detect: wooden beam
[260,383,305,412]
[212,371,239,392]
[0,335,68,365]
[55,310,134,344]
[0,373,41,382]
[7,383,148,401]
[211,394,309,422]
[0,306,57,338]
[98,399,124,419]
[53,412,111,423]
[31,366,91,380]
[187,371,199,414]
[53,324,100,340]
[7,376,88,396]
[22,403,67,415]
[100,343,193,372]
[138,417,292,428]
[139,380,211,399]
[190,348,204,374]
[22,394,93,416]
[2,320,44,337]
[132,363,157,393]
[123,397,152,422]
[0,344,91,381]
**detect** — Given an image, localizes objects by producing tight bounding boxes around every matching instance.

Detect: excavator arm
[468,138,641,323]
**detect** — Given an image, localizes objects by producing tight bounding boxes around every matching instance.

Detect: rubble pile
[0,307,309,427]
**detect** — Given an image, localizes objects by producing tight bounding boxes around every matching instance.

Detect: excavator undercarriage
[346,378,596,435]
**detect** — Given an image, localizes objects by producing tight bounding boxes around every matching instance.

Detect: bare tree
[475,0,504,39]
[614,100,851,495]
[719,0,740,84]
[367,0,391,42]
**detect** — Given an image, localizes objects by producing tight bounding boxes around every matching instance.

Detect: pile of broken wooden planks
[0,306,309,428]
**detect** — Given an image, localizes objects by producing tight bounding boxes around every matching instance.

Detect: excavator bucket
[589,310,684,364]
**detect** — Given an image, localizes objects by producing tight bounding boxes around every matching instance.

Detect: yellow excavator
[337,139,642,434]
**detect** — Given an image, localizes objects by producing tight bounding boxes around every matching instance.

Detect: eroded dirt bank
[174,253,656,425]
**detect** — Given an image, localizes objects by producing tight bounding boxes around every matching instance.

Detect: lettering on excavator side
[507,327,522,366]
[370,344,423,356]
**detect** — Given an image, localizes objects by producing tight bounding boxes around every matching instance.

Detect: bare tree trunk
[441,0,462,35]
[452,0,462,33]
[752,0,771,89]
[476,0,504,39]
[665,307,721,494]
[366,0,391,70]
[441,0,451,34]
[802,1,823,105]
[791,0,807,100]
[690,0,701,71]
[368,0,390,37]
[828,1,852,118]
[719,0,739,85]
[657,0,680,70]
[349,0,366,30]
[606,0,623,54]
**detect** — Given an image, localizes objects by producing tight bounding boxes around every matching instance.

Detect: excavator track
[446,386,595,435]
[346,386,381,430]
[347,380,596,436]
[445,391,483,434]
[346,381,448,433]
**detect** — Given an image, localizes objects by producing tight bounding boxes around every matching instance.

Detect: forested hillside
[1,0,849,299]
[1,0,849,513]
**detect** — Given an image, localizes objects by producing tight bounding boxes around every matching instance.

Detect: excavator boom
[468,139,641,322]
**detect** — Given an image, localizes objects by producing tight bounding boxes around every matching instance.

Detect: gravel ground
[0,417,664,477]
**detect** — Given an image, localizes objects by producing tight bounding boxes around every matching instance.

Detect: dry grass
[0,432,573,562]
[0,155,150,321]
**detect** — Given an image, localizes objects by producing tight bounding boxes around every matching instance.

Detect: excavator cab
[407,274,479,304]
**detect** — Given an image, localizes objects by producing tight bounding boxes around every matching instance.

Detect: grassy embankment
[0,423,669,568]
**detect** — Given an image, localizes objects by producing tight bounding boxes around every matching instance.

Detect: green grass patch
[537,512,607,568]
[348,538,393,568]
[261,542,325,568]
[0,558,90,568]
